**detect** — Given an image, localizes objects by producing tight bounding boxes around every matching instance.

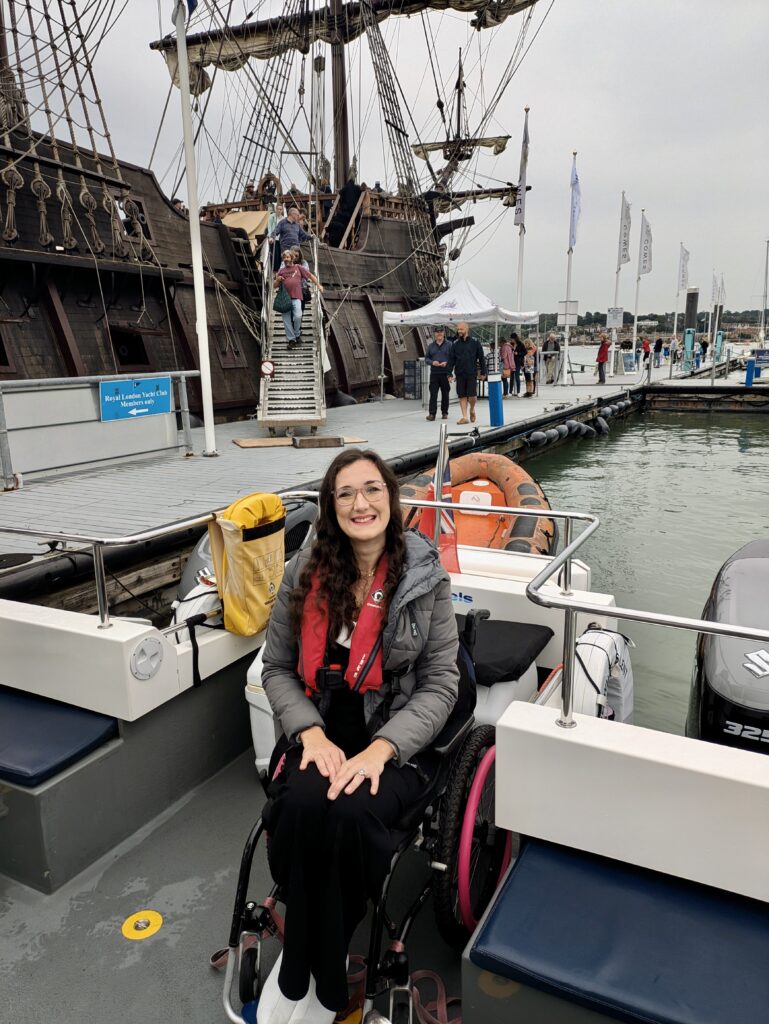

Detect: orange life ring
[401,453,555,555]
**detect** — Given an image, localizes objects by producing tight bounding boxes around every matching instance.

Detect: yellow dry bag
[208,493,286,637]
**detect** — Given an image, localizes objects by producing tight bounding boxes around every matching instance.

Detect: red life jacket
[299,556,389,695]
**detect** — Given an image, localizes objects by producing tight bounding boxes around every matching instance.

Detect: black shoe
[426,414,435,421]
[442,414,448,419]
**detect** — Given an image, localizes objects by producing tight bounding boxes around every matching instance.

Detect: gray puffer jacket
[261,531,459,765]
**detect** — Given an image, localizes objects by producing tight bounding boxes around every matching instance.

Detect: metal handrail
[4,493,769,733]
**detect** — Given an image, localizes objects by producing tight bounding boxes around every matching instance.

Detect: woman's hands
[298,726,346,779]
[327,738,395,800]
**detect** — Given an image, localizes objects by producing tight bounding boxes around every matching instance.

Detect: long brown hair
[288,449,405,637]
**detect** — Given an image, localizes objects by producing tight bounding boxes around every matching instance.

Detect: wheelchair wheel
[433,725,510,950]
[238,944,261,1006]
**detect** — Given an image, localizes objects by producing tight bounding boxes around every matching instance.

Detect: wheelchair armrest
[432,713,475,758]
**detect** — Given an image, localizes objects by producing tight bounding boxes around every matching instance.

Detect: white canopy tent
[380,279,538,399]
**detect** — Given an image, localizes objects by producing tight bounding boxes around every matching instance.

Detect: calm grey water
[528,412,769,734]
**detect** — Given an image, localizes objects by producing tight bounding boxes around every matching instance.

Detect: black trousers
[428,374,450,416]
[263,748,428,1012]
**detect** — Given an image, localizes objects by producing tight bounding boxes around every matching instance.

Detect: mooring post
[178,376,194,455]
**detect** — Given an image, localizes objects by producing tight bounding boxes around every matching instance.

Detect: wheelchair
[221,610,511,1024]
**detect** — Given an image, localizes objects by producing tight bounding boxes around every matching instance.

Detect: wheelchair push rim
[433,725,511,949]
[457,743,511,932]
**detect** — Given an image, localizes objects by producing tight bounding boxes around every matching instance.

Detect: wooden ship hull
[0,142,435,411]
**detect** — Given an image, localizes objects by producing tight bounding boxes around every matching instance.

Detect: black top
[322,640,369,757]
[447,335,487,378]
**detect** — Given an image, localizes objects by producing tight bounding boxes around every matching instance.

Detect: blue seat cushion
[470,838,769,1024]
[0,686,118,787]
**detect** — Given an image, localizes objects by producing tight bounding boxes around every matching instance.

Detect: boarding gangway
[257,237,327,436]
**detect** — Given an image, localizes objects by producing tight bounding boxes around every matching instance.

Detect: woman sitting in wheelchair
[259,448,459,1023]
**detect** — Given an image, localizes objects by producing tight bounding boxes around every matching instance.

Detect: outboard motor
[687,540,769,752]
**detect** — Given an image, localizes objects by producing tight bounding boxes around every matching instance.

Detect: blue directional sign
[99,377,173,422]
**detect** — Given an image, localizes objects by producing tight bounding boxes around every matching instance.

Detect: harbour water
[529,412,769,734]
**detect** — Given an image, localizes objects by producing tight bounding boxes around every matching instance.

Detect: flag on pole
[617,193,632,269]
[638,213,652,276]
[568,154,581,250]
[420,460,459,574]
[187,0,198,13]
[678,244,690,291]
[719,274,726,306]
[514,108,530,229]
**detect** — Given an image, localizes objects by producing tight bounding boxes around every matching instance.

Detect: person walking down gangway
[425,326,454,421]
[275,250,323,349]
[596,334,610,384]
[499,335,516,398]
[271,205,313,270]
[258,449,459,1024]
[446,321,486,423]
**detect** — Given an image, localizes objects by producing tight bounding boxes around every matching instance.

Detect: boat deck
[0,750,456,1023]
[0,358,741,559]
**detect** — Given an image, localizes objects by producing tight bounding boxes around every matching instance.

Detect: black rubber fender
[545,428,560,443]
[583,424,597,438]
[595,416,610,435]
[565,419,581,435]
[556,424,569,438]
[529,431,548,447]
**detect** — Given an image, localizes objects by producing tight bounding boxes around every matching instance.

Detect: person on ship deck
[257,449,459,1024]
[271,206,313,269]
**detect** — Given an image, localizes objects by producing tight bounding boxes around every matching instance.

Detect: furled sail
[412,136,510,160]
[151,0,538,87]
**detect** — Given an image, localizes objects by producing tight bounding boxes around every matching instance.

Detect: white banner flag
[719,274,726,306]
[711,272,719,305]
[568,154,581,250]
[638,213,652,276]
[678,244,690,292]
[617,193,631,269]
[514,108,529,228]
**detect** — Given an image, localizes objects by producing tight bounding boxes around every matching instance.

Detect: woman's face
[332,459,391,546]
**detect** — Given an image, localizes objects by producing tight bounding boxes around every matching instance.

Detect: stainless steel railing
[3,490,769,731]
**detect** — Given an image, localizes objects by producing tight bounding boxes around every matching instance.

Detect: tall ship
[0,0,534,419]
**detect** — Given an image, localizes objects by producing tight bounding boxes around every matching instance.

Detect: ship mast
[330,0,351,187]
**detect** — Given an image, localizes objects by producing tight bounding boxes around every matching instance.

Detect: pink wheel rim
[457,743,510,932]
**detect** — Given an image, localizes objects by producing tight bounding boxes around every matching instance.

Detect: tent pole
[380,321,386,402]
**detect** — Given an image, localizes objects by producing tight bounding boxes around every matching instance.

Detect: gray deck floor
[0,357,726,559]
[0,750,456,1024]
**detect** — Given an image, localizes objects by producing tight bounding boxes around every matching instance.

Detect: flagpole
[760,239,769,343]
[174,0,217,456]
[672,243,682,341]
[609,191,624,377]
[562,245,573,385]
[515,107,529,311]
[632,208,644,355]
[706,268,714,343]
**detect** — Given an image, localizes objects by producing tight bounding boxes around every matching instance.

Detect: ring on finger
[357,768,367,778]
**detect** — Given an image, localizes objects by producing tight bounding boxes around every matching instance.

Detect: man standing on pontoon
[446,321,486,424]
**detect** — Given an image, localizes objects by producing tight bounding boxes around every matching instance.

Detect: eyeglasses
[333,482,388,506]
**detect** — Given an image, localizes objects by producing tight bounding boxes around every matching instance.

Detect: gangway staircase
[257,240,327,436]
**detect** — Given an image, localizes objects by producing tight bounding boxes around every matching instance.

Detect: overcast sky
[91,0,769,315]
